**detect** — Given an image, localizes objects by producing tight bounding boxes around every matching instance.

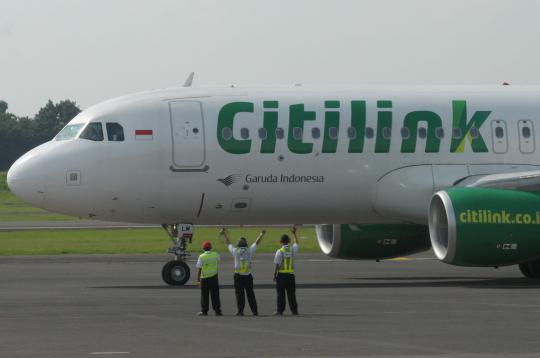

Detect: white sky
[1,0,539,117]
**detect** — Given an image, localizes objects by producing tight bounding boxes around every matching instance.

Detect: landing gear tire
[162,260,190,286]
[519,259,540,278]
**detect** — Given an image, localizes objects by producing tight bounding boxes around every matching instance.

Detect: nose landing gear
[161,224,193,286]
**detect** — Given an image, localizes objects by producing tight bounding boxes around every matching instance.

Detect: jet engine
[316,224,431,260]
[428,188,540,267]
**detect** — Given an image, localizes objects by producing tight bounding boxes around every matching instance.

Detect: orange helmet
[202,241,212,251]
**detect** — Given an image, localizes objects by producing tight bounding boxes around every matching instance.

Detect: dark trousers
[234,273,258,314]
[276,273,298,314]
[200,275,221,313]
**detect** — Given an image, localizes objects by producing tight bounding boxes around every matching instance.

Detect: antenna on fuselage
[184,72,195,87]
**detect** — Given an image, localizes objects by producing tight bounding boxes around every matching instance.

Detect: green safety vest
[235,247,252,274]
[278,245,295,273]
[200,251,219,278]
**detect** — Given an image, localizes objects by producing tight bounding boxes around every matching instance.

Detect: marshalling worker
[220,228,266,316]
[273,226,300,315]
[196,240,223,316]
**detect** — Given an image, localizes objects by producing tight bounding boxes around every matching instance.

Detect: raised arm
[255,229,266,245]
[219,228,231,246]
[291,226,299,245]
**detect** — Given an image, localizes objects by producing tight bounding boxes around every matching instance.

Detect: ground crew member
[273,227,299,315]
[196,240,222,316]
[220,228,265,316]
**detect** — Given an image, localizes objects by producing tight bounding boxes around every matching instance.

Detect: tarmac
[2,252,540,358]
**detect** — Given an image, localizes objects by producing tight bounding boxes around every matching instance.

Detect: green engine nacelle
[429,188,540,266]
[315,224,431,260]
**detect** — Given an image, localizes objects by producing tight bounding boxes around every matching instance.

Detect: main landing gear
[519,259,540,278]
[161,224,193,286]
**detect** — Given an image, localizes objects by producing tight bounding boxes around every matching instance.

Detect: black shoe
[292,311,299,316]
[215,311,223,316]
[272,311,283,316]
[235,311,244,316]
[252,312,258,316]
[197,312,208,316]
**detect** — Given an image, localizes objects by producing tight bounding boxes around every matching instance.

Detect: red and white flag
[135,129,153,140]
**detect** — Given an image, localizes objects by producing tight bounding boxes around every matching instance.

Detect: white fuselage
[7,85,540,225]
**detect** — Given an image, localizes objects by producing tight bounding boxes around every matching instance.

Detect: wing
[454,170,540,191]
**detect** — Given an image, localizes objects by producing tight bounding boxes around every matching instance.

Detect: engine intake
[429,188,540,266]
[316,224,431,260]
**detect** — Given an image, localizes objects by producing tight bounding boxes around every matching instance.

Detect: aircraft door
[491,120,508,154]
[518,119,535,154]
[169,101,206,168]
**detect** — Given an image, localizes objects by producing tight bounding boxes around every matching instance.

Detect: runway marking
[386,257,410,261]
[90,352,130,355]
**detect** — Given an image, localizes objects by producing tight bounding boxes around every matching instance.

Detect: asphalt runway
[2,252,540,358]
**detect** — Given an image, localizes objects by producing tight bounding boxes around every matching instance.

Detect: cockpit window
[106,123,125,141]
[80,122,104,141]
[55,124,85,141]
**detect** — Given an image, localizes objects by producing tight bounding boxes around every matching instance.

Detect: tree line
[0,99,81,170]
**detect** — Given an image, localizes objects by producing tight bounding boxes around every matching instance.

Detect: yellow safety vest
[200,251,219,278]
[235,247,251,274]
[278,245,294,273]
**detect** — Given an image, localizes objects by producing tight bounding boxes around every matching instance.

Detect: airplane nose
[7,153,47,208]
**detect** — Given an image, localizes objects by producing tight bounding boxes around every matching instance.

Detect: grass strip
[0,227,319,255]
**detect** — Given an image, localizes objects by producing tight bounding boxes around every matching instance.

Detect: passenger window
[106,123,124,141]
[347,127,357,140]
[418,127,427,139]
[522,127,531,139]
[495,127,504,138]
[80,122,104,141]
[329,127,339,140]
[453,128,462,139]
[258,128,268,140]
[312,127,321,139]
[435,127,444,139]
[222,127,232,141]
[293,127,303,140]
[469,127,479,139]
[382,127,391,140]
[365,127,374,139]
[240,128,250,139]
[275,127,285,139]
[400,127,410,139]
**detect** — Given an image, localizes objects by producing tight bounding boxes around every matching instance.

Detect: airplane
[7,76,540,285]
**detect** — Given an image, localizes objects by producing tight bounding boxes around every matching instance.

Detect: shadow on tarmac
[90,277,540,290]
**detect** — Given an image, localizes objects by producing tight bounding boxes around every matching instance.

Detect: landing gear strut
[519,259,540,278]
[161,224,193,286]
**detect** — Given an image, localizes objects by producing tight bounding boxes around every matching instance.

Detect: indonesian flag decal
[135,129,153,140]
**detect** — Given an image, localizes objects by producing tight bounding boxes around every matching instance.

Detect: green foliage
[0,99,81,170]
[0,100,7,114]
[34,99,81,142]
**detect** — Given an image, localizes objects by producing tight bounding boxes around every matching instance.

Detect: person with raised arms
[220,228,265,316]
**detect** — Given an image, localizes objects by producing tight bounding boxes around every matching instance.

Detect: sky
[1,0,540,117]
